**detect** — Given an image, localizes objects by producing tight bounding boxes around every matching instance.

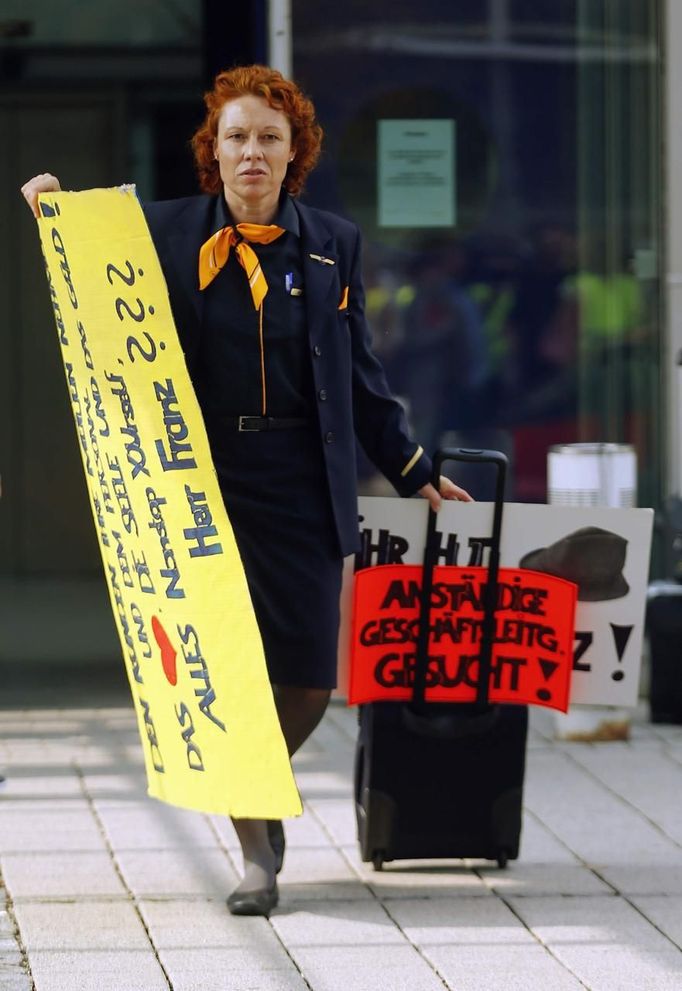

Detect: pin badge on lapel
[309,253,335,266]
[285,272,304,296]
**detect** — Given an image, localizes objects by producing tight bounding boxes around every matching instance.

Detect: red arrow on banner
[152,616,178,686]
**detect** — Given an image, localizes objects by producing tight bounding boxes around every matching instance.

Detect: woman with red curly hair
[21,64,470,917]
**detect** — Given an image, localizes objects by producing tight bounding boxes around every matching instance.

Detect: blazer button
[325,431,334,444]
[318,389,327,401]
[313,345,322,357]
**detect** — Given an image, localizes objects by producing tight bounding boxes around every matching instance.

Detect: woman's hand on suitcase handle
[20,173,62,218]
[418,475,473,512]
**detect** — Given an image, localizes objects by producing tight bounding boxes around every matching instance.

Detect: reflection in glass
[293,0,661,507]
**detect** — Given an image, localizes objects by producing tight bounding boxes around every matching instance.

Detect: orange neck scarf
[198,223,285,308]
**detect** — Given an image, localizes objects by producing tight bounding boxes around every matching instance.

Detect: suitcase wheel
[372,851,385,871]
[497,850,509,869]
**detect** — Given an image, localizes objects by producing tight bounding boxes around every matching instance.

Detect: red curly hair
[191,64,323,198]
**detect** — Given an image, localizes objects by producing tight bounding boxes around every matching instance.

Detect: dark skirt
[208,422,343,689]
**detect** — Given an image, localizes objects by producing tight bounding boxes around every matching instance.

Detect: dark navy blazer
[143,194,432,556]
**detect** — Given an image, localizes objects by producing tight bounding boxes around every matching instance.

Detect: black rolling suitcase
[646,581,682,724]
[354,448,528,870]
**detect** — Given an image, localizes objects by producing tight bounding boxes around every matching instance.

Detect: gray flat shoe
[227,881,279,917]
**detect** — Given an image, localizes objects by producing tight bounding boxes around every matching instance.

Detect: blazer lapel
[150,196,216,375]
[296,202,339,335]
[166,201,214,327]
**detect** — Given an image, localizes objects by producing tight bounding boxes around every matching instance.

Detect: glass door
[292,0,663,507]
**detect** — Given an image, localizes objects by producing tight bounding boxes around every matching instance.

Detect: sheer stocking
[230,685,331,893]
[272,684,332,757]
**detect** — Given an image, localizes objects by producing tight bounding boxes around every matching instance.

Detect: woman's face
[214,95,294,214]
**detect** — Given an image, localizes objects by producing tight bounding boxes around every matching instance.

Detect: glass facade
[0,0,668,662]
[0,1,665,578]
[293,0,663,505]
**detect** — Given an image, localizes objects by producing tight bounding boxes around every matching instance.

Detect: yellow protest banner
[36,186,302,819]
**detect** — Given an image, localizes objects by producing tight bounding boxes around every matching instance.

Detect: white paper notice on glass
[378,119,456,228]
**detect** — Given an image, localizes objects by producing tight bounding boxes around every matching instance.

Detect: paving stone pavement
[0,699,680,990]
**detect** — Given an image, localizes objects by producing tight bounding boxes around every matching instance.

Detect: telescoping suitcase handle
[411,448,508,715]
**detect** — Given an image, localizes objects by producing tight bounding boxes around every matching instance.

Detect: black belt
[233,415,310,432]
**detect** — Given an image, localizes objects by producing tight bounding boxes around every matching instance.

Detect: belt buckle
[238,415,260,432]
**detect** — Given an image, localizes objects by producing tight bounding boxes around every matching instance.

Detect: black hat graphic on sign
[519,526,629,602]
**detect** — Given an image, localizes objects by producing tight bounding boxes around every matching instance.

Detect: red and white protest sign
[339,499,653,708]
[349,564,577,711]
